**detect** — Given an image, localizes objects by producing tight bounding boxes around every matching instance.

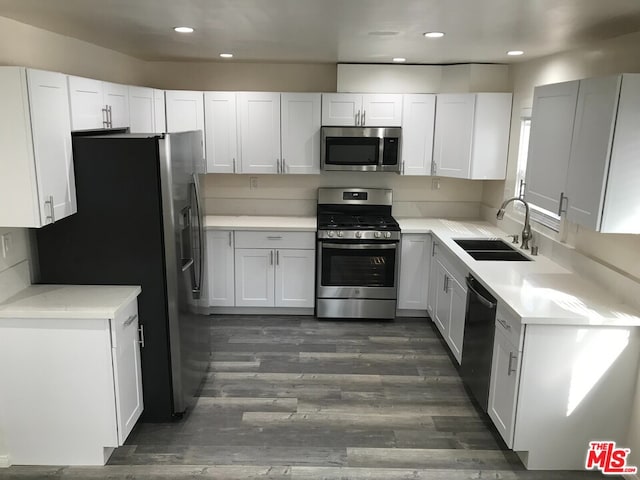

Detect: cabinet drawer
[495,304,522,349]
[234,231,315,249]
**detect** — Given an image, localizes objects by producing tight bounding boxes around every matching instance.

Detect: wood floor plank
[242,412,438,428]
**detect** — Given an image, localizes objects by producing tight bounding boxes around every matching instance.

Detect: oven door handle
[321,242,398,250]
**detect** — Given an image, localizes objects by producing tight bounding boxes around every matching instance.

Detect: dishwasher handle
[465,276,497,309]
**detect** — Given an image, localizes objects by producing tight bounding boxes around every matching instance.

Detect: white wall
[481,30,640,470]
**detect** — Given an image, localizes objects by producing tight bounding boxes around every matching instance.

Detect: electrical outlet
[431,178,441,190]
[250,177,258,190]
[1,233,12,259]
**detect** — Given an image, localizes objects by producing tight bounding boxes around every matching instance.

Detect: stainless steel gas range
[316,188,400,320]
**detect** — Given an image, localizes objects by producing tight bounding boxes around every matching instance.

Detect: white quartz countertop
[205,215,316,231]
[0,285,142,319]
[398,217,640,327]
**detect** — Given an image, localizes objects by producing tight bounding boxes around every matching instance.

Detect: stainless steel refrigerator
[35,131,209,422]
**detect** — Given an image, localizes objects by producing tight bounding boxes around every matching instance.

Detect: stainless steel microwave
[321,126,402,172]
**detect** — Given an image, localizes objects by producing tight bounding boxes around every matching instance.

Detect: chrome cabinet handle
[138,324,145,348]
[443,275,449,293]
[233,158,236,173]
[228,231,232,247]
[102,105,109,127]
[123,314,138,327]
[355,110,360,126]
[362,110,366,126]
[282,158,286,174]
[497,317,511,330]
[276,250,279,266]
[44,195,55,223]
[508,351,517,376]
[402,161,405,175]
[431,161,437,175]
[108,105,113,127]
[558,192,568,216]
[270,250,274,265]
[267,236,282,240]
[431,241,437,257]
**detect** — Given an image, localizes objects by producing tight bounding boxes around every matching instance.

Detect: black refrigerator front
[35,131,208,422]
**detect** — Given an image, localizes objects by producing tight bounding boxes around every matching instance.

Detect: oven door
[317,241,398,299]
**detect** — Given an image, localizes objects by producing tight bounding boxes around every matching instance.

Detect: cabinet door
[426,238,438,316]
[128,86,155,133]
[204,92,238,173]
[565,76,620,230]
[469,93,512,180]
[488,326,520,447]
[275,249,315,308]
[111,301,143,445]
[398,234,430,310]
[206,230,235,307]
[362,94,403,126]
[447,274,467,365]
[433,94,474,178]
[281,93,321,174]
[153,89,166,133]
[27,69,77,226]
[321,93,362,126]
[235,249,275,307]
[433,259,450,337]
[401,94,435,175]
[165,90,205,156]
[104,82,130,129]
[238,92,281,174]
[67,75,105,130]
[525,81,579,214]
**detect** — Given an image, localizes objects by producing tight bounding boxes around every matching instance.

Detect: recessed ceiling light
[220,53,234,59]
[174,26,194,33]
[424,31,445,38]
[507,50,524,56]
[393,57,406,63]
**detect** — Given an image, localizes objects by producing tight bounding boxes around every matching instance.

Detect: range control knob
[327,231,335,238]
[337,231,344,237]
[374,231,381,238]
[384,231,391,238]
[355,231,362,239]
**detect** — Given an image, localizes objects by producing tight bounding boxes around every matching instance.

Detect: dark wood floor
[0,316,614,479]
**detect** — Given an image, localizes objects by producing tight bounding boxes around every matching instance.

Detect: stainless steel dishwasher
[460,274,497,411]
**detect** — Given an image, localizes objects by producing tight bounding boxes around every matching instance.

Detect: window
[513,109,561,232]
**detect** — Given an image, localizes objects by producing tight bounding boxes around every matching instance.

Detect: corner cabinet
[433,93,512,180]
[397,234,432,311]
[0,294,143,466]
[0,67,77,228]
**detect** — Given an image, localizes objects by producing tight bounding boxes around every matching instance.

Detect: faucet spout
[496,197,532,250]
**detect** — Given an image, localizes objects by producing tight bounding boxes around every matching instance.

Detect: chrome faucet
[497,197,532,250]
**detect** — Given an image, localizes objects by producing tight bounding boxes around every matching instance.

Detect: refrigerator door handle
[191,173,205,299]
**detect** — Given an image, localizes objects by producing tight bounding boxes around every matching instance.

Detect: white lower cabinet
[235,248,276,307]
[488,306,522,448]
[431,244,467,364]
[206,230,235,307]
[397,234,431,310]
[275,249,316,307]
[0,296,143,465]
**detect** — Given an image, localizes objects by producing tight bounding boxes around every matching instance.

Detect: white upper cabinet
[567,74,640,233]
[524,81,579,215]
[433,93,512,180]
[322,93,402,126]
[165,90,205,156]
[400,94,435,176]
[129,86,166,134]
[204,92,238,173]
[281,93,321,174]
[68,76,130,130]
[0,67,76,228]
[238,92,281,174]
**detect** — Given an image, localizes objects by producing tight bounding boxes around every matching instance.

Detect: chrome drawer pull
[123,314,138,327]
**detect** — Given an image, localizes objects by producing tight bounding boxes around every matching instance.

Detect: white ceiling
[1,0,640,64]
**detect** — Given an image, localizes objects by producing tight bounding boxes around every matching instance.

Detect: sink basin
[453,238,516,251]
[453,238,532,262]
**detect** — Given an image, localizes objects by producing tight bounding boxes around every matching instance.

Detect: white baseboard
[0,454,11,468]
[207,306,315,316]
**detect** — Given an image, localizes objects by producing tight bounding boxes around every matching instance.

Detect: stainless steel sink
[453,238,532,262]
